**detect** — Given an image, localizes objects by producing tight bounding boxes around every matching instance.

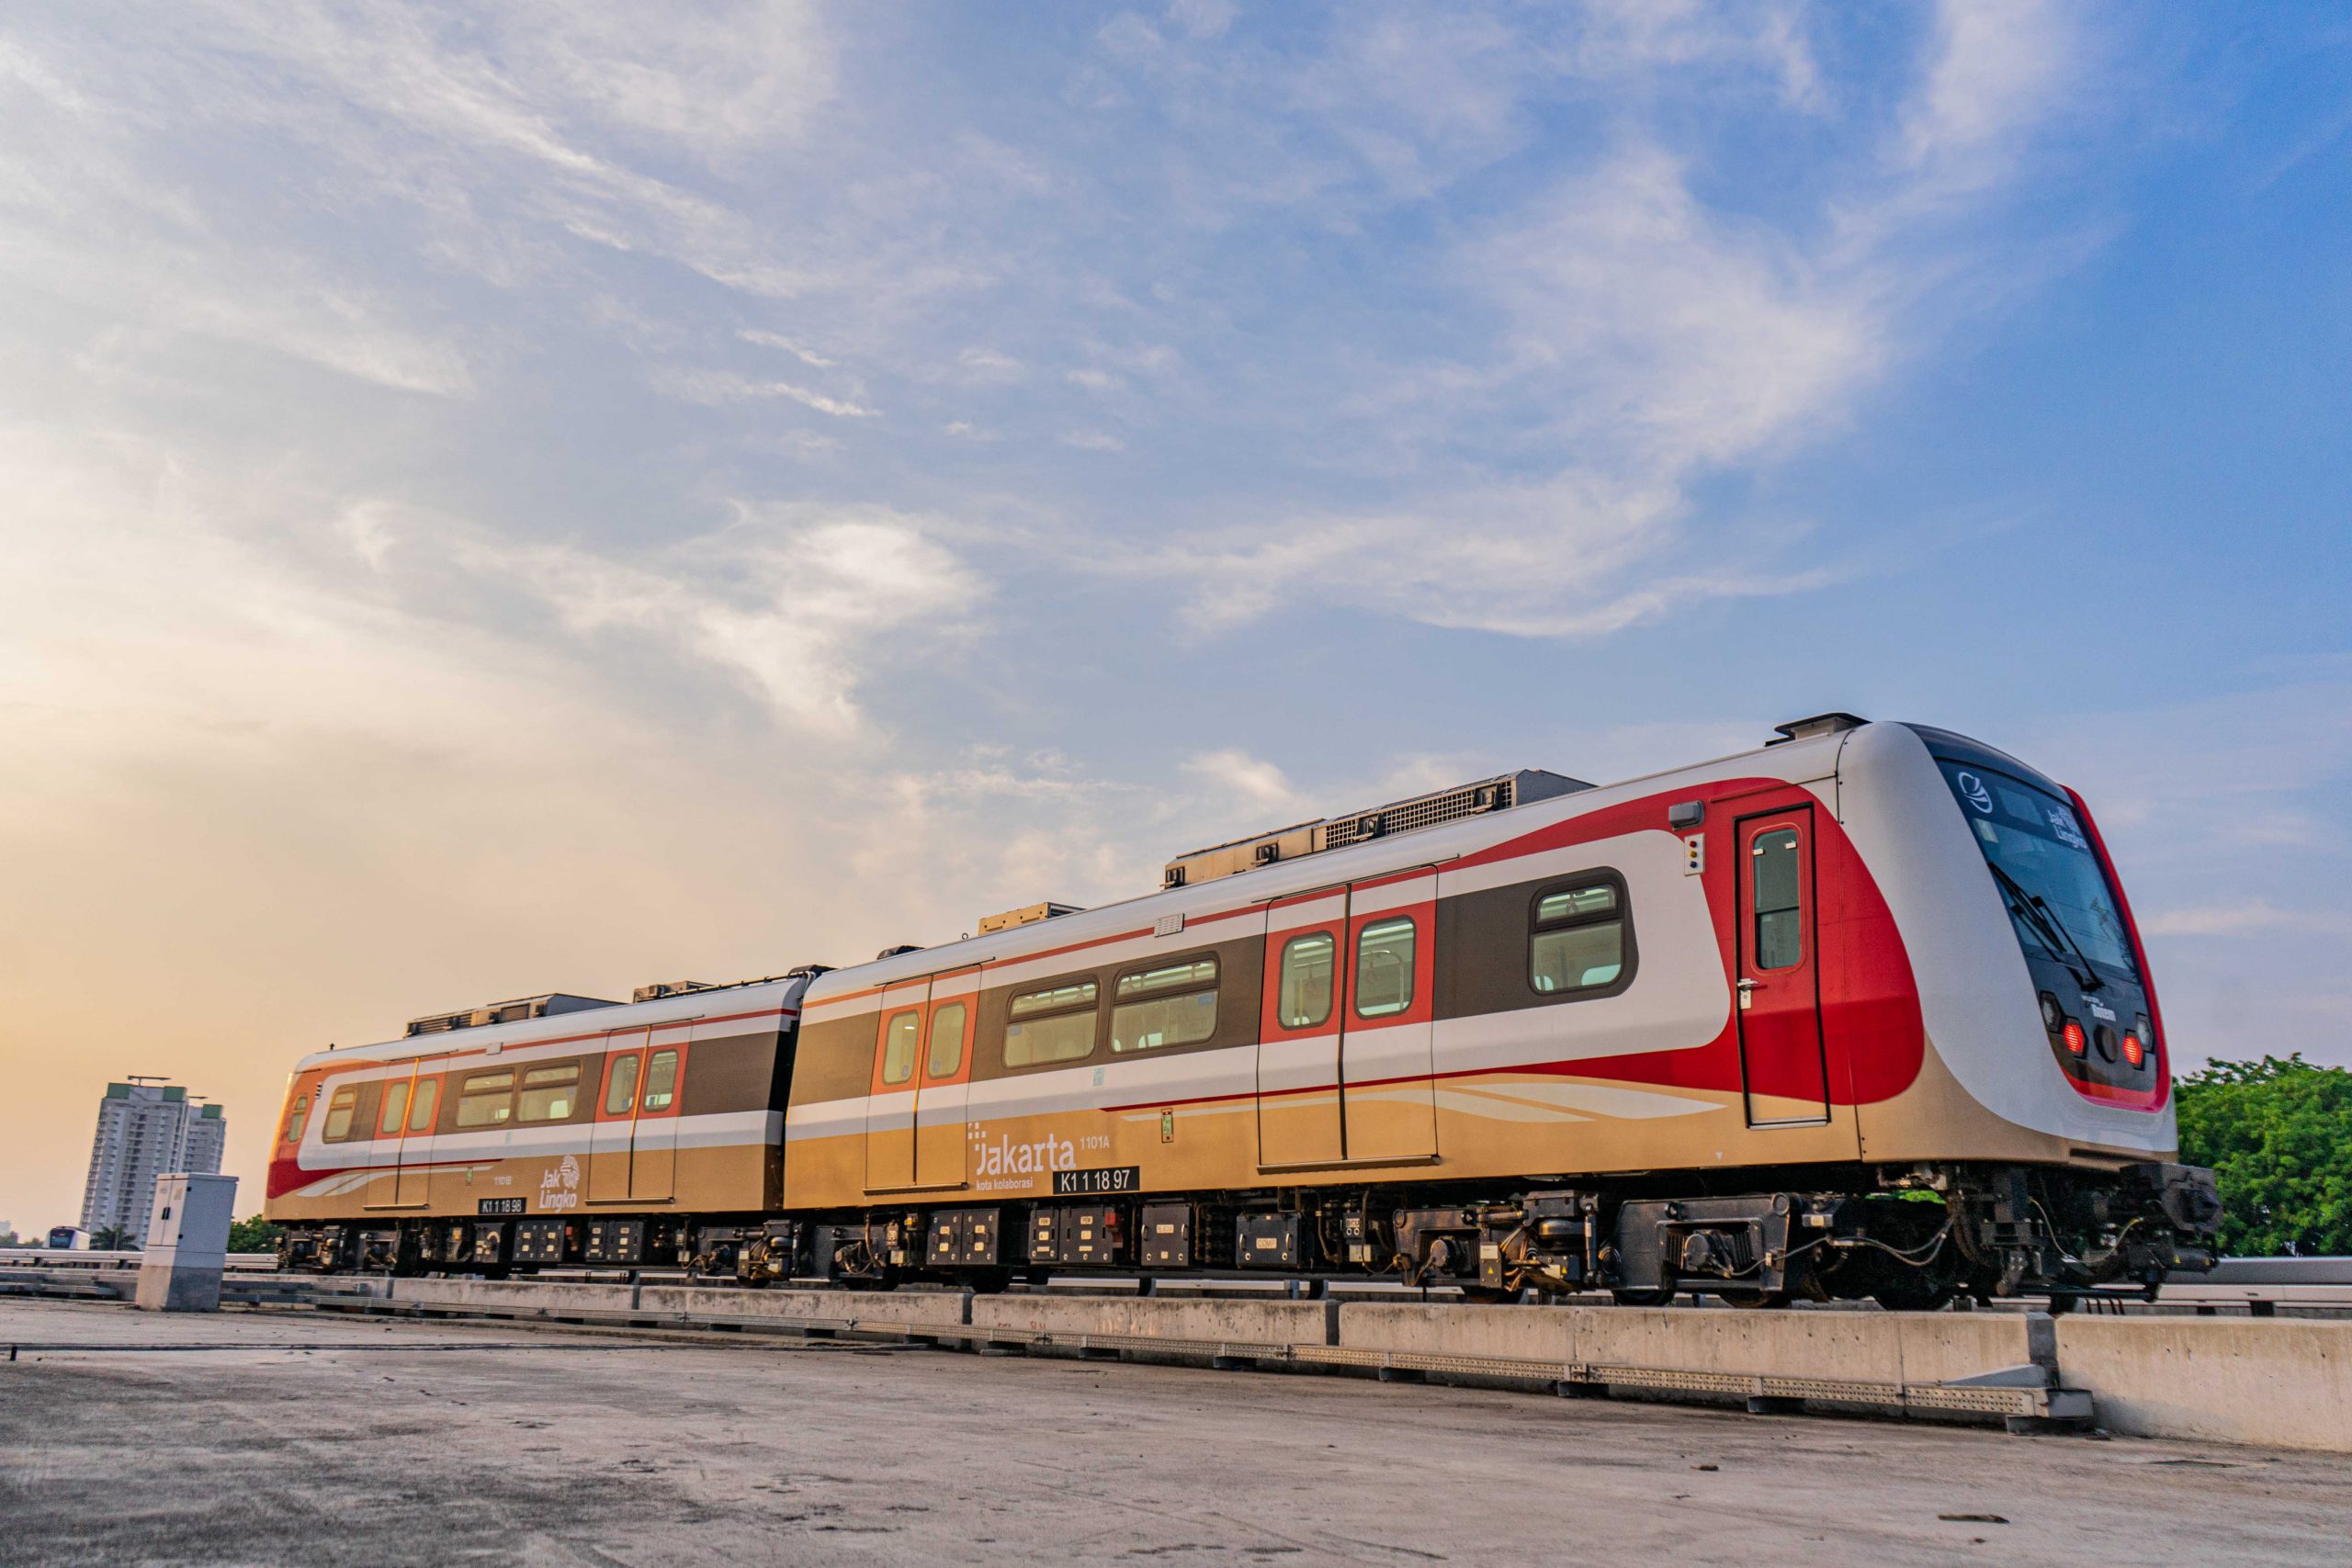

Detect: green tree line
[2175,1054,2352,1257]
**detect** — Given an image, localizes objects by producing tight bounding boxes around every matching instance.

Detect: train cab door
[591,1030,649,1202]
[864,978,930,1191]
[1736,805,1832,1125]
[913,969,978,1190]
[628,1024,690,1201]
[392,1059,444,1206]
[1256,888,1347,1169]
[1337,870,1439,1163]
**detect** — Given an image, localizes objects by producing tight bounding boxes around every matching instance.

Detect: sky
[2,2,2348,1232]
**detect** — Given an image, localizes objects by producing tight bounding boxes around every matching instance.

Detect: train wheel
[1458,1286,1516,1304]
[1712,1289,1786,1310]
[1609,1286,1677,1307]
[1869,1275,1960,1313]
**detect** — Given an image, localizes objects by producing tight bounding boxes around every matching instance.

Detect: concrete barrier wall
[2055,1318,2352,1454]
[971,1293,1338,1346]
[394,1279,638,1314]
[636,1286,967,1328]
[1337,1303,2047,1386]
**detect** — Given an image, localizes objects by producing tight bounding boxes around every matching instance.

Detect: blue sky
[1,2,2347,1221]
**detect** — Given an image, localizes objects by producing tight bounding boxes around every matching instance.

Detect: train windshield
[1939,761,2142,983]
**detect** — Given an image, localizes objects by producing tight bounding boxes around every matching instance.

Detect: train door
[590,1030,647,1202]
[1257,889,1347,1168]
[1337,870,1439,1162]
[629,1029,688,1201]
[913,969,978,1189]
[865,978,931,1191]
[1736,804,1832,1125]
[392,1059,443,1206]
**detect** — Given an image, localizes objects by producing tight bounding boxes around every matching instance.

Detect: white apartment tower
[79,1080,227,1246]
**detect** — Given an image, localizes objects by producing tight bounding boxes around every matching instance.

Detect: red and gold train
[268,716,2220,1306]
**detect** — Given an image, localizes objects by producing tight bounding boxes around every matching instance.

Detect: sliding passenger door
[629,1024,690,1201]
[590,1031,646,1202]
[863,978,930,1191]
[1337,869,1439,1162]
[392,1059,443,1207]
[913,967,978,1190]
[1256,889,1346,1169]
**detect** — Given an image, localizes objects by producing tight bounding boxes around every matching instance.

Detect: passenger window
[1532,880,1626,995]
[1112,957,1217,1054]
[321,1087,358,1142]
[409,1078,439,1134]
[643,1050,680,1111]
[604,1055,639,1116]
[517,1064,580,1122]
[455,1069,515,1128]
[1005,979,1099,1067]
[1354,919,1416,1018]
[1278,933,1335,1029]
[379,1080,411,1136]
[880,1011,921,1086]
[1753,829,1803,971]
[926,1002,968,1079]
[283,1095,310,1144]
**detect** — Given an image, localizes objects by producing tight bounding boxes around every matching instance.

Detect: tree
[227,1214,285,1255]
[88,1224,131,1250]
[2174,1055,2352,1257]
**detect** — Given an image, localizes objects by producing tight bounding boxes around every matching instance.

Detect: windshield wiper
[1985,863,2105,992]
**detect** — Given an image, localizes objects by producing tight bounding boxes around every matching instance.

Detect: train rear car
[267,974,816,1274]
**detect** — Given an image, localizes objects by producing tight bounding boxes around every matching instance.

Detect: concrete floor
[3,1300,2346,1566]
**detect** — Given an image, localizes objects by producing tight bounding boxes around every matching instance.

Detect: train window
[1278,934,1335,1029]
[926,1002,968,1079]
[379,1081,410,1136]
[409,1077,439,1134]
[517,1064,580,1122]
[880,1010,921,1086]
[456,1069,515,1128]
[1112,956,1217,1054]
[643,1050,680,1111]
[282,1095,309,1144]
[1532,880,1625,995]
[1005,979,1099,1067]
[604,1055,639,1116]
[1753,829,1803,970]
[321,1087,359,1142]
[1354,919,1416,1018]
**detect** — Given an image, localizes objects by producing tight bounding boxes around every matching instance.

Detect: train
[266,714,2222,1308]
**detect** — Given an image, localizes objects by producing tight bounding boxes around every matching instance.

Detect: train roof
[801,716,1894,1006]
[292,971,816,1073]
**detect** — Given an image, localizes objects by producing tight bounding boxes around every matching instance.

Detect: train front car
[1838,721,2221,1304]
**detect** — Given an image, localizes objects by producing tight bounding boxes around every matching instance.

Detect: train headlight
[2061,1020,2087,1056]
[2038,992,2063,1031]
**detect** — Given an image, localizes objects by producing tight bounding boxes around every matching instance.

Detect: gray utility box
[136,1172,238,1313]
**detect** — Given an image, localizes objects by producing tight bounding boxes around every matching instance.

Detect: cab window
[321,1087,359,1142]
[282,1095,310,1144]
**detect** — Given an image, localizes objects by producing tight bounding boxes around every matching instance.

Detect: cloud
[738,328,839,367]
[650,367,879,418]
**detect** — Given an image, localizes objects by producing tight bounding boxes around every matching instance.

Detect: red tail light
[2061,1020,2087,1056]
[2121,1032,2145,1068]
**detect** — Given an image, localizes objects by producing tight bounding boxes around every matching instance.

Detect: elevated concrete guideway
[5,1299,2348,1568]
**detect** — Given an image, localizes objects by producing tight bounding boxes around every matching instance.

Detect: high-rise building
[78,1081,227,1246]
